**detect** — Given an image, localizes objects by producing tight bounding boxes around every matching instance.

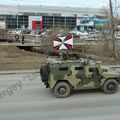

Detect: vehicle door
[88,67,103,87]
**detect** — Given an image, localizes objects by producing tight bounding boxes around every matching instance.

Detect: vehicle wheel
[102,79,118,94]
[40,65,49,82]
[53,82,71,98]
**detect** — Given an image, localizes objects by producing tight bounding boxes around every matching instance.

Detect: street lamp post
[17,14,18,28]
[16,0,20,28]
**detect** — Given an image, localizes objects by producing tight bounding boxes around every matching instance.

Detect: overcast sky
[0,0,111,8]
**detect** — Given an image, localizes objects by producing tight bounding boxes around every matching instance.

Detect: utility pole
[109,0,118,59]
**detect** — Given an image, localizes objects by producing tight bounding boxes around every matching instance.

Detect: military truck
[40,54,120,98]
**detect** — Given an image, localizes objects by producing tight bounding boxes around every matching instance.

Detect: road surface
[0,72,120,120]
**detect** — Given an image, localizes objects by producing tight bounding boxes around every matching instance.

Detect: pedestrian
[22,35,25,44]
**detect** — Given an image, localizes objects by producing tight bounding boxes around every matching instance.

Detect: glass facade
[0,15,28,29]
[0,14,76,29]
[42,16,76,29]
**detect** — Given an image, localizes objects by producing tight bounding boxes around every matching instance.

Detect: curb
[0,70,40,75]
[109,65,120,68]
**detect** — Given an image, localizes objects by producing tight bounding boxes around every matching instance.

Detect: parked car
[31,29,46,35]
[21,29,31,34]
[15,28,22,34]
[115,33,120,39]
[69,30,88,38]
[9,28,22,34]
[87,31,101,39]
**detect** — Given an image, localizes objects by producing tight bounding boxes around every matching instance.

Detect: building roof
[0,5,104,17]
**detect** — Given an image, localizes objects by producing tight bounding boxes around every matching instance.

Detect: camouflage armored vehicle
[40,54,120,98]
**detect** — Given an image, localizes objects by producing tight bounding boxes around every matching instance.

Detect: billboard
[77,17,94,26]
[0,20,5,29]
[94,18,110,27]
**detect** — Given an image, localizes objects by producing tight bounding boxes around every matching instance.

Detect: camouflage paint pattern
[45,58,120,90]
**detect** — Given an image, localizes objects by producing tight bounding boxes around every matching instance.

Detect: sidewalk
[0,69,39,75]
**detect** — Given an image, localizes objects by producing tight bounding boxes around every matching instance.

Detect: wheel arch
[54,80,72,89]
[101,77,118,86]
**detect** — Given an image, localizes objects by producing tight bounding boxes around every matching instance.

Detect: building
[0,5,105,30]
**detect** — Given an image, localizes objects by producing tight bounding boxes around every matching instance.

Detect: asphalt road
[0,72,120,120]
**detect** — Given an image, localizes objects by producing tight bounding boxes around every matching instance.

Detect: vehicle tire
[102,79,118,94]
[40,65,49,82]
[53,82,71,98]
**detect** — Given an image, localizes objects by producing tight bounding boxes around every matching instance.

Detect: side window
[75,66,84,70]
[89,68,98,73]
[59,67,68,71]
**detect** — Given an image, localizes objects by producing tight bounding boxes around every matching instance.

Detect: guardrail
[0,33,43,42]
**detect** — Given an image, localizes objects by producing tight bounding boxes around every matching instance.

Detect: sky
[0,0,110,8]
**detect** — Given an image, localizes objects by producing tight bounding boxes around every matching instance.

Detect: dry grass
[0,38,120,71]
[0,45,47,70]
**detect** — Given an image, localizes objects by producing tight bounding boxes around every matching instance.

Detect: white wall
[28,16,42,29]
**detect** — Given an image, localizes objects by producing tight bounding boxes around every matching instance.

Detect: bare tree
[109,0,119,59]
[113,0,120,18]
[99,0,119,58]
[98,7,111,53]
